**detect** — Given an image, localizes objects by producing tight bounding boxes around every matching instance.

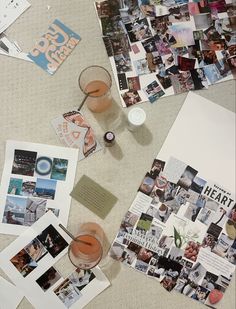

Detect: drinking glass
[78,65,112,113]
[68,222,104,270]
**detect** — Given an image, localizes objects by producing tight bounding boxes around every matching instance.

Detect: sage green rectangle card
[70,175,118,219]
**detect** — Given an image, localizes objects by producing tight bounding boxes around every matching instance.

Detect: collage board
[0,140,78,235]
[0,212,110,309]
[95,0,236,107]
[109,156,236,308]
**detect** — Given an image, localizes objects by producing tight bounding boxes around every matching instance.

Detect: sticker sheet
[0,275,24,309]
[51,109,102,160]
[95,0,236,107]
[109,156,235,308]
[0,140,78,235]
[0,0,30,34]
[0,211,110,309]
[28,19,81,75]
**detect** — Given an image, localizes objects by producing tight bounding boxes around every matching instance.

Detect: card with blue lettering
[28,19,81,75]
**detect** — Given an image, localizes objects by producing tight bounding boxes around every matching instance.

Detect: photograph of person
[36,266,61,292]
[121,89,142,107]
[190,285,210,303]
[37,224,68,258]
[10,249,38,277]
[24,238,48,262]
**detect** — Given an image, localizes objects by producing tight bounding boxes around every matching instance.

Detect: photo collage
[109,156,236,308]
[95,0,236,107]
[2,148,68,227]
[0,212,110,309]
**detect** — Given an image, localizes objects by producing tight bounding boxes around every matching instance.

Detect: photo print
[35,156,53,177]
[139,173,155,195]
[11,150,37,176]
[24,198,47,226]
[2,195,46,226]
[156,73,172,89]
[109,242,126,261]
[121,89,142,107]
[149,159,165,179]
[24,238,48,262]
[177,55,196,71]
[36,266,62,292]
[10,249,38,277]
[114,52,132,73]
[177,166,198,190]
[125,18,152,42]
[159,256,183,291]
[8,178,23,195]
[189,285,210,304]
[127,76,141,91]
[3,196,28,225]
[143,80,165,103]
[136,213,153,234]
[34,178,57,200]
[53,277,82,308]
[118,73,128,90]
[151,15,171,36]
[168,4,190,23]
[37,224,68,258]
[21,181,36,197]
[133,58,149,75]
[51,158,68,181]
[170,71,195,94]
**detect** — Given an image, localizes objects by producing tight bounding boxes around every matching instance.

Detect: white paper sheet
[0,211,110,309]
[0,276,24,309]
[0,33,32,62]
[0,0,31,34]
[0,140,78,235]
[157,92,235,194]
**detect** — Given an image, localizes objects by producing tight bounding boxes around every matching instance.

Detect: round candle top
[128,108,146,126]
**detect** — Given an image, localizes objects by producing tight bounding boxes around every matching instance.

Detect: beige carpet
[0,1,235,308]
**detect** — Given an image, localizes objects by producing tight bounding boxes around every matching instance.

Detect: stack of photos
[0,140,78,235]
[95,0,236,107]
[0,212,110,309]
[109,156,236,308]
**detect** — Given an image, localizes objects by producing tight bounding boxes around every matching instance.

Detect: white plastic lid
[128,107,146,126]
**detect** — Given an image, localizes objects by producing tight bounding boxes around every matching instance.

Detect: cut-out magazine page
[0,140,78,235]
[0,211,110,309]
[94,1,235,107]
[28,19,81,75]
[158,92,235,194]
[0,276,24,309]
[51,109,102,160]
[0,0,30,34]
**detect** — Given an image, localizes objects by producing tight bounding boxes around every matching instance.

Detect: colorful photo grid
[110,156,235,308]
[2,150,68,227]
[96,0,236,107]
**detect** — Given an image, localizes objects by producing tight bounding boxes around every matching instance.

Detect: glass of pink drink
[68,222,104,270]
[79,65,112,113]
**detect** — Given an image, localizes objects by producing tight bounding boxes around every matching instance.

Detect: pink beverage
[85,80,112,112]
[79,65,113,113]
[68,222,104,270]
